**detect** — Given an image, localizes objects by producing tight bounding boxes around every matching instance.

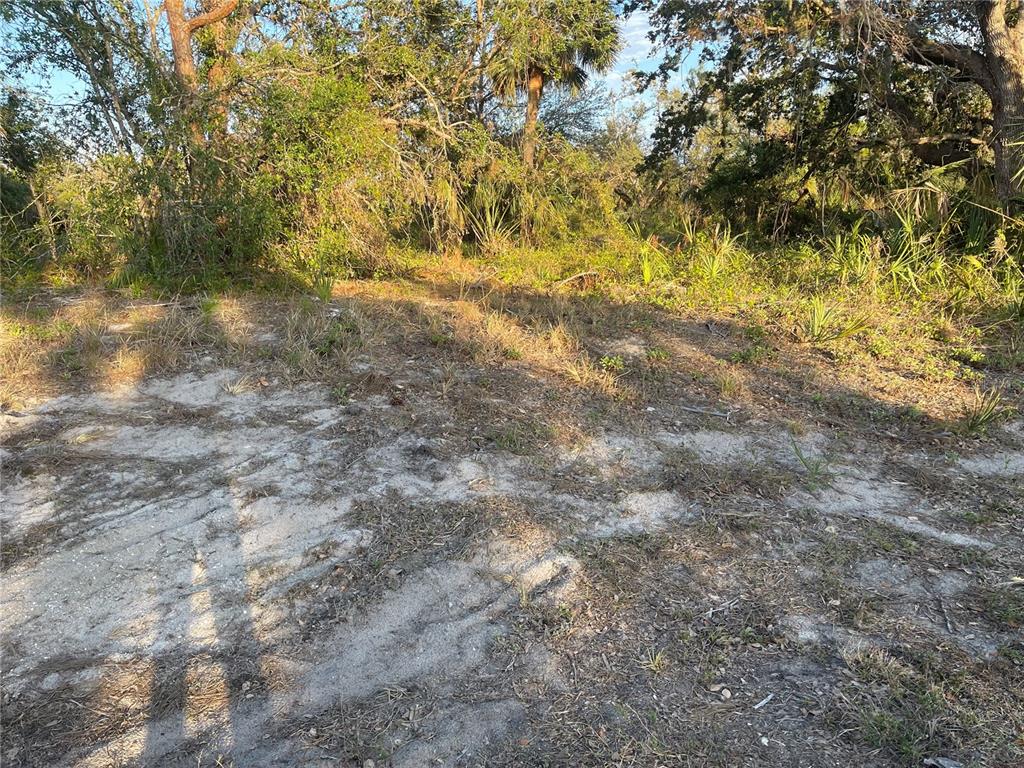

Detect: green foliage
[790,435,831,491]
[632,0,1016,216]
[464,176,517,254]
[823,221,878,286]
[2,0,1020,366]
[599,354,625,372]
[244,61,412,278]
[688,225,743,283]
[803,296,869,344]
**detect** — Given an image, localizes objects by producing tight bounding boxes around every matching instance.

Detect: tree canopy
[1,0,1021,288]
[631,0,1023,206]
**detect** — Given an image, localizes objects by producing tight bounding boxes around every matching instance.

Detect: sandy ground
[2,297,1023,767]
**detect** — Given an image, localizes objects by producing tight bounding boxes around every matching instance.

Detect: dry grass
[6,262,1016,430]
[834,644,1023,765]
[0,298,231,407]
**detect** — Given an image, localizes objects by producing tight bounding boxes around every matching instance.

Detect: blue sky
[599,11,698,137]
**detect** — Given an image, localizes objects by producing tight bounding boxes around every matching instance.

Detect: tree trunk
[991,78,1024,204]
[163,0,239,144]
[164,0,240,92]
[475,0,486,119]
[165,0,198,89]
[205,5,244,135]
[523,65,544,169]
[977,1,1024,205]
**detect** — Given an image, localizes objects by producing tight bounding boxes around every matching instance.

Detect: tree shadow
[387,273,977,441]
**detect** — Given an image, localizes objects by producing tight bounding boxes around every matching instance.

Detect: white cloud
[616,11,658,70]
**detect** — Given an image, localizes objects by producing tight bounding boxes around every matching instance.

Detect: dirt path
[2,293,1023,767]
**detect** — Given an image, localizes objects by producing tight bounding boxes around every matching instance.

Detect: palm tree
[489,1,618,169]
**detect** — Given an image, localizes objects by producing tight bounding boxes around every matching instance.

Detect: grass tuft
[958,387,1008,435]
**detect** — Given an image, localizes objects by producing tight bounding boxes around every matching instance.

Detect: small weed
[743,324,768,343]
[518,582,530,609]
[867,333,897,359]
[997,643,1024,666]
[958,387,1007,435]
[639,648,668,674]
[961,508,998,527]
[715,369,744,398]
[221,376,256,395]
[977,586,1023,629]
[564,354,618,395]
[948,346,986,368]
[311,271,335,303]
[53,347,85,377]
[331,383,349,403]
[645,346,669,363]
[791,436,831,490]
[5,318,74,342]
[438,362,457,397]
[895,404,927,424]
[428,331,451,346]
[199,296,220,319]
[639,249,661,286]
[837,646,984,765]
[316,321,357,357]
[729,343,773,364]
[599,354,625,372]
[862,522,921,555]
[423,312,452,347]
[284,306,363,377]
[490,419,552,455]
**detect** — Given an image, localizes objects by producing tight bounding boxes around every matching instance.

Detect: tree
[0,88,65,177]
[489,0,619,168]
[631,0,1024,206]
[861,0,1024,203]
[2,0,161,152]
[4,0,246,147]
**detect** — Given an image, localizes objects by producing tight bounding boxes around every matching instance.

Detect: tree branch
[902,36,993,92]
[187,0,239,33]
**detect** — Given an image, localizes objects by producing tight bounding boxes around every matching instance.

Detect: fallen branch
[679,405,733,419]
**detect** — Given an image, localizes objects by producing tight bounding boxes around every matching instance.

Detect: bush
[243,63,413,279]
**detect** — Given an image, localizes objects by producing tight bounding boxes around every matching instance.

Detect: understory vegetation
[0,1,1021,434]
